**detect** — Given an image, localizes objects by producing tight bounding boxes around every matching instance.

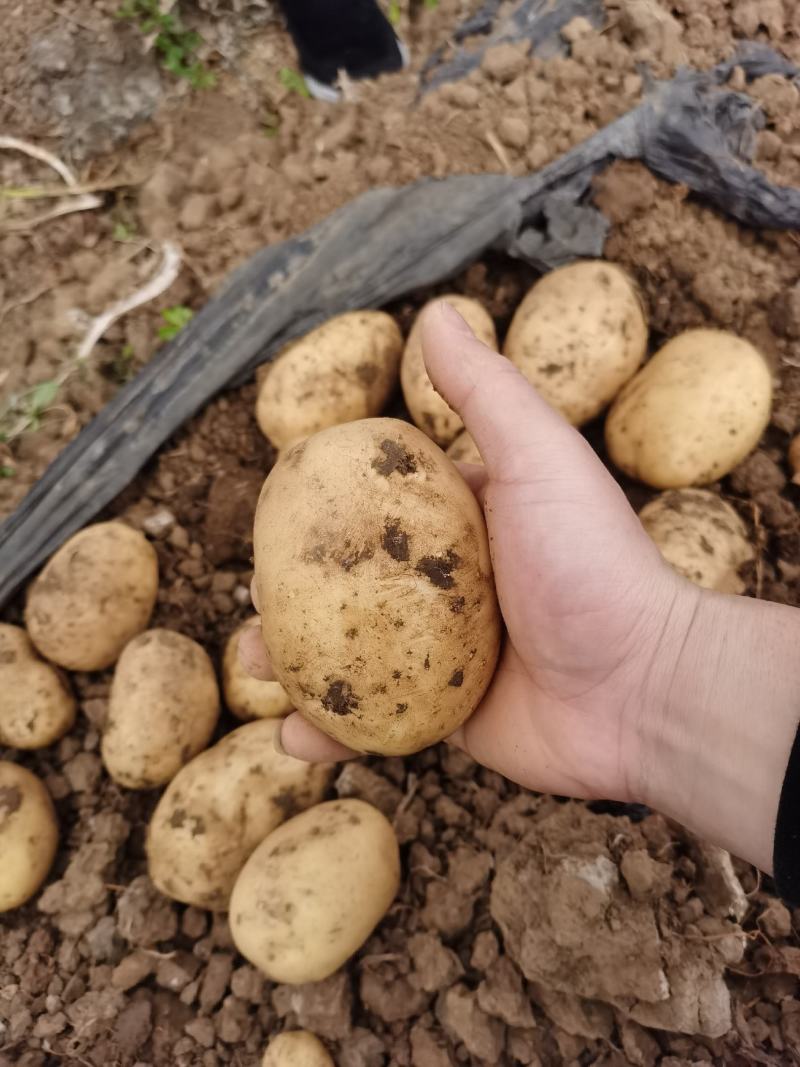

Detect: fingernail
[273,726,286,756]
[438,300,474,336]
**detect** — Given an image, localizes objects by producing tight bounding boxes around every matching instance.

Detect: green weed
[0,379,60,443]
[158,305,194,341]
[279,67,311,98]
[0,466,15,479]
[388,1,401,25]
[118,0,215,89]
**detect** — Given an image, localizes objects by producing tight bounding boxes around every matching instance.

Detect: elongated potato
[0,624,75,749]
[262,1032,334,1067]
[25,522,158,671]
[147,719,332,909]
[401,295,497,446]
[256,311,402,449]
[102,629,220,789]
[639,489,753,594]
[223,619,293,721]
[231,799,400,984]
[0,762,58,912]
[254,418,501,756]
[447,430,482,465]
[504,261,648,426]
[606,330,773,488]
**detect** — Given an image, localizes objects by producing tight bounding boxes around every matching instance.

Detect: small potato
[606,329,773,488]
[256,311,403,449]
[26,522,158,671]
[147,719,332,909]
[231,799,400,984]
[223,619,293,721]
[639,489,753,594]
[0,762,58,912]
[262,1031,334,1067]
[102,629,220,789]
[504,261,648,426]
[447,430,482,465]
[0,624,75,749]
[401,295,497,446]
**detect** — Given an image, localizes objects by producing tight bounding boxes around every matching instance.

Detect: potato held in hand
[256,311,403,449]
[254,418,501,756]
[102,629,220,789]
[147,719,332,909]
[447,430,482,466]
[606,329,773,488]
[0,762,58,912]
[0,624,75,749]
[262,1031,333,1067]
[223,619,293,721]
[231,799,399,984]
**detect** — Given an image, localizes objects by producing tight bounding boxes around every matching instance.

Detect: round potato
[0,762,58,912]
[102,629,220,789]
[254,418,501,756]
[504,260,648,426]
[256,311,403,449]
[262,1031,334,1067]
[606,329,773,488]
[231,799,400,984]
[639,489,753,594]
[447,430,482,465]
[25,522,158,671]
[223,619,293,721]
[401,295,497,446]
[0,624,75,749]
[147,719,332,910]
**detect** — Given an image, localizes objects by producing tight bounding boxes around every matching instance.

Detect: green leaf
[26,380,59,414]
[158,305,194,340]
[388,1,401,25]
[279,67,311,98]
[0,465,15,478]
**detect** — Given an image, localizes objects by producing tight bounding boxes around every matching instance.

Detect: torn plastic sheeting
[0,49,798,607]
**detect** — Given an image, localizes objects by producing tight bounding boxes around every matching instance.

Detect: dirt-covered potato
[254,418,501,756]
[256,311,402,449]
[0,762,58,912]
[25,522,158,671]
[147,719,332,909]
[231,799,399,983]
[606,329,773,488]
[262,1031,333,1067]
[400,295,497,446]
[639,489,754,594]
[223,619,293,721]
[504,261,648,426]
[102,629,220,789]
[0,624,75,750]
[446,430,482,465]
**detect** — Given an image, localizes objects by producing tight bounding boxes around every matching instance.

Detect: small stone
[199,953,234,1012]
[211,571,238,594]
[561,15,594,42]
[112,952,154,991]
[156,953,199,992]
[760,899,793,940]
[482,43,527,83]
[82,698,108,730]
[180,194,212,231]
[440,82,480,108]
[182,907,209,940]
[498,116,530,150]
[471,930,500,971]
[185,1016,216,1049]
[117,876,178,947]
[233,584,252,607]
[32,1011,67,1038]
[230,965,264,1003]
[620,849,668,900]
[63,752,102,794]
[169,525,190,550]
[142,508,176,538]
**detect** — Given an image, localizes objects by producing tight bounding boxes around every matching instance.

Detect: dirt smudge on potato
[449,596,466,614]
[416,549,461,590]
[338,544,374,571]
[322,680,360,716]
[372,438,417,477]
[448,669,464,688]
[355,362,379,386]
[0,786,22,816]
[381,520,410,562]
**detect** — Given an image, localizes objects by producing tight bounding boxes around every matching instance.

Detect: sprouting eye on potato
[256,311,403,450]
[147,719,332,910]
[253,418,501,756]
[262,1031,333,1067]
[0,624,75,750]
[504,260,648,427]
[101,629,220,789]
[606,329,773,488]
[25,521,159,672]
[0,761,58,912]
[223,619,293,721]
[401,295,497,446]
[231,799,400,984]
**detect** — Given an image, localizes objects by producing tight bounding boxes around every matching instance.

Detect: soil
[3,1,800,1065]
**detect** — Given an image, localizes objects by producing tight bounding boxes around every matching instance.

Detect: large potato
[0,624,75,749]
[223,619,293,721]
[606,329,773,488]
[262,1031,333,1067]
[147,719,332,910]
[25,522,158,671]
[639,489,753,594]
[401,295,497,446]
[504,261,648,426]
[256,311,402,449]
[254,418,501,756]
[102,629,220,789]
[447,430,483,466]
[0,762,58,912]
[231,799,400,984]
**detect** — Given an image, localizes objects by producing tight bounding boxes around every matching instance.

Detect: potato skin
[102,629,220,789]
[504,261,648,426]
[231,799,400,984]
[401,296,497,446]
[222,619,293,721]
[147,720,332,910]
[25,521,158,671]
[446,430,483,466]
[256,311,402,449]
[0,624,75,749]
[262,1031,333,1067]
[254,418,501,756]
[639,489,753,594]
[0,761,58,912]
[606,329,773,488]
